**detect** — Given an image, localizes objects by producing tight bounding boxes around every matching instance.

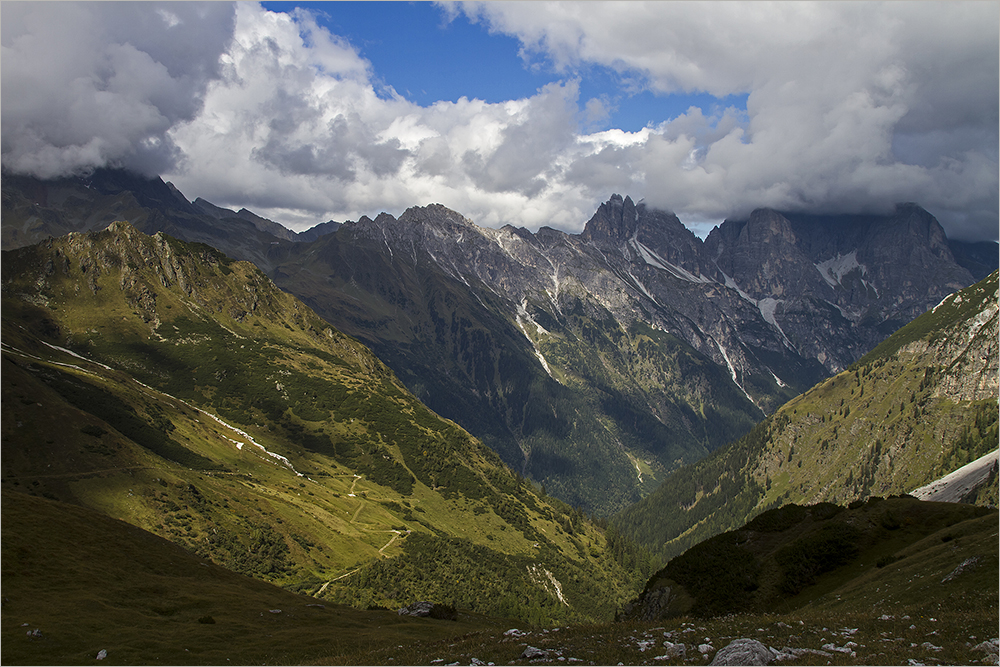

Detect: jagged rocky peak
[348,204,478,240]
[864,202,956,263]
[398,202,477,228]
[581,195,705,273]
[581,193,640,242]
[350,212,396,227]
[741,208,799,246]
[707,209,827,300]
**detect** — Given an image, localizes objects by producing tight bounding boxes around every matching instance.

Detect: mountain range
[2,169,995,514]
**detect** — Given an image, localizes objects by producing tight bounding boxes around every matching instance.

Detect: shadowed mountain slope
[613,270,999,562]
[617,495,997,622]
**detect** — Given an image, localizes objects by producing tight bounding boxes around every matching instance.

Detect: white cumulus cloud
[456,0,998,239]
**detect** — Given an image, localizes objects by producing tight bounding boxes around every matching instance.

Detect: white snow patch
[517,299,549,336]
[713,338,758,408]
[931,293,954,313]
[911,449,999,502]
[527,564,569,606]
[40,341,114,370]
[815,250,866,288]
[626,452,644,484]
[532,348,554,377]
[627,270,660,305]
[630,236,711,284]
[515,302,558,382]
[720,271,756,304]
[758,297,794,350]
[197,408,303,476]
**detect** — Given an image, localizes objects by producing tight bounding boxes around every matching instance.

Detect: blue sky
[2,1,997,241]
[262,1,748,134]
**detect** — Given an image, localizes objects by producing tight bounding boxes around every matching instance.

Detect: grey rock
[710,639,774,665]
[520,646,549,660]
[942,556,980,582]
[397,601,457,620]
[972,638,999,664]
[659,641,686,659]
[774,647,831,660]
[398,601,436,616]
[616,586,673,622]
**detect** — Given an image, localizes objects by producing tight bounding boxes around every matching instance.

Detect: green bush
[745,504,808,533]
[775,522,862,595]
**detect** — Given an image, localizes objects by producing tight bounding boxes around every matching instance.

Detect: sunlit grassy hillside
[1,222,649,625]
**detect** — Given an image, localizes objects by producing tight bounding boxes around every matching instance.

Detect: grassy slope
[1,489,510,666]
[613,271,999,562]
[339,497,999,666]
[629,497,996,617]
[1,223,646,625]
[6,477,995,666]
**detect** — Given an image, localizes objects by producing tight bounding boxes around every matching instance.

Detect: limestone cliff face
[923,278,999,403]
[704,204,978,374]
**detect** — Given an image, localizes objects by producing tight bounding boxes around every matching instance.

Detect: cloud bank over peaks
[165,3,604,231]
[1,2,996,242]
[457,1,998,239]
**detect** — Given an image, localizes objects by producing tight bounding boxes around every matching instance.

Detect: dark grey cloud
[253,113,410,180]
[1,2,236,177]
[462,81,578,197]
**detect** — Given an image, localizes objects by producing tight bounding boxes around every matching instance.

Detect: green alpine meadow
[1,223,652,635]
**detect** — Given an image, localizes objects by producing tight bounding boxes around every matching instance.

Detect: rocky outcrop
[397,601,457,620]
[616,586,673,622]
[710,638,775,665]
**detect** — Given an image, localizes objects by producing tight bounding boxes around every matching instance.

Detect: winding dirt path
[315,475,409,595]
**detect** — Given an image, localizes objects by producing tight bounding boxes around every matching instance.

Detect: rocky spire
[581,194,640,242]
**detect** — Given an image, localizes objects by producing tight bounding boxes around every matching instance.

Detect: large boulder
[710,638,775,665]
